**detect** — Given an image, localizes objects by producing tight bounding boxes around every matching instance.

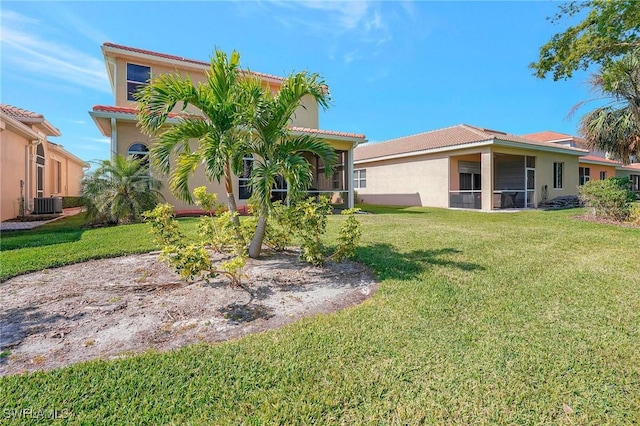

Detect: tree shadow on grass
[218,302,275,324]
[0,228,86,251]
[355,243,484,281]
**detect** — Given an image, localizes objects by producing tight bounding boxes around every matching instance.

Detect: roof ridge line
[459,124,494,140]
[361,123,468,147]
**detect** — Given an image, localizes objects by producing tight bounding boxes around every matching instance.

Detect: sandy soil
[0,250,377,376]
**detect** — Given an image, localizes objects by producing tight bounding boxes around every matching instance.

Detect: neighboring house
[89,43,366,212]
[353,124,587,211]
[616,163,640,193]
[0,104,87,221]
[523,131,637,185]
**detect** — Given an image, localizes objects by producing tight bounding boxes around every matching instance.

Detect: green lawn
[1,206,639,424]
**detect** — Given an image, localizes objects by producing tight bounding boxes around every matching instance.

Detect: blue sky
[1,1,595,163]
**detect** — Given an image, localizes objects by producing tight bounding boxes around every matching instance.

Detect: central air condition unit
[33,197,63,214]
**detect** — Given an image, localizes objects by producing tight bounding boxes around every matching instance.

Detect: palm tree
[82,155,163,224]
[135,50,246,227]
[242,72,337,258]
[580,49,640,164]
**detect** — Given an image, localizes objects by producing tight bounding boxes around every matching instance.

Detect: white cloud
[265,0,399,62]
[85,137,111,145]
[0,10,110,94]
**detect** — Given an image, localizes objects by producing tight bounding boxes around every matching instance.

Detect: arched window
[127,143,149,167]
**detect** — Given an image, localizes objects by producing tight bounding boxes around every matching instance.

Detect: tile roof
[354,124,585,161]
[92,105,187,119]
[290,126,365,140]
[523,130,575,142]
[579,155,624,165]
[91,105,365,140]
[103,42,286,82]
[0,104,44,120]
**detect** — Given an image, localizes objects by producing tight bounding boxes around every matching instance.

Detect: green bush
[580,177,636,221]
[61,196,85,209]
[628,204,640,225]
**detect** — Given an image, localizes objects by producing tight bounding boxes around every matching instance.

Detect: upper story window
[553,162,564,189]
[127,63,151,101]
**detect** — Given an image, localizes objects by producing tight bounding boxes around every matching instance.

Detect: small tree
[82,155,163,224]
[240,72,337,258]
[580,177,636,221]
[136,49,247,232]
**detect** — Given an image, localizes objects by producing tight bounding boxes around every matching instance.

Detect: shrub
[579,177,636,221]
[143,196,247,290]
[62,196,85,209]
[82,155,163,225]
[628,204,640,225]
[274,197,362,265]
[331,208,363,262]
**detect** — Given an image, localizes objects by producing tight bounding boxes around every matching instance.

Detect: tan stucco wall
[113,56,317,128]
[115,120,355,212]
[490,146,580,205]
[0,127,30,220]
[0,123,84,220]
[115,120,226,211]
[47,147,85,197]
[355,153,450,207]
[579,163,616,181]
[355,145,581,209]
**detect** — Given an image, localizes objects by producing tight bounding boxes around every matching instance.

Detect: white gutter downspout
[110,117,118,159]
[347,146,355,209]
[25,139,42,213]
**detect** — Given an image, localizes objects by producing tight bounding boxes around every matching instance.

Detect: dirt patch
[573,213,640,228]
[0,250,377,376]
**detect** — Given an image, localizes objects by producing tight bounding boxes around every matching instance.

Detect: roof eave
[493,139,587,156]
[0,112,42,140]
[102,44,285,86]
[290,129,366,145]
[47,143,89,167]
[355,137,587,164]
[355,139,494,164]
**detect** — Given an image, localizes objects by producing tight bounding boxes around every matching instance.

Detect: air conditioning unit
[33,197,63,214]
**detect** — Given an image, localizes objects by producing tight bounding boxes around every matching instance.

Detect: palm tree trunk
[223,163,242,228]
[248,214,267,258]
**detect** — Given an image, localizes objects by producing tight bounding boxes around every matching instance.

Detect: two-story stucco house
[524,131,640,193]
[353,124,588,211]
[0,104,87,221]
[89,43,366,212]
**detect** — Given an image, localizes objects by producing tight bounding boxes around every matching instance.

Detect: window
[127,143,149,167]
[36,144,45,197]
[579,167,590,185]
[53,160,62,193]
[353,169,366,189]
[238,156,253,200]
[631,175,640,191]
[600,171,607,180]
[553,162,564,189]
[459,173,481,191]
[127,63,151,101]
